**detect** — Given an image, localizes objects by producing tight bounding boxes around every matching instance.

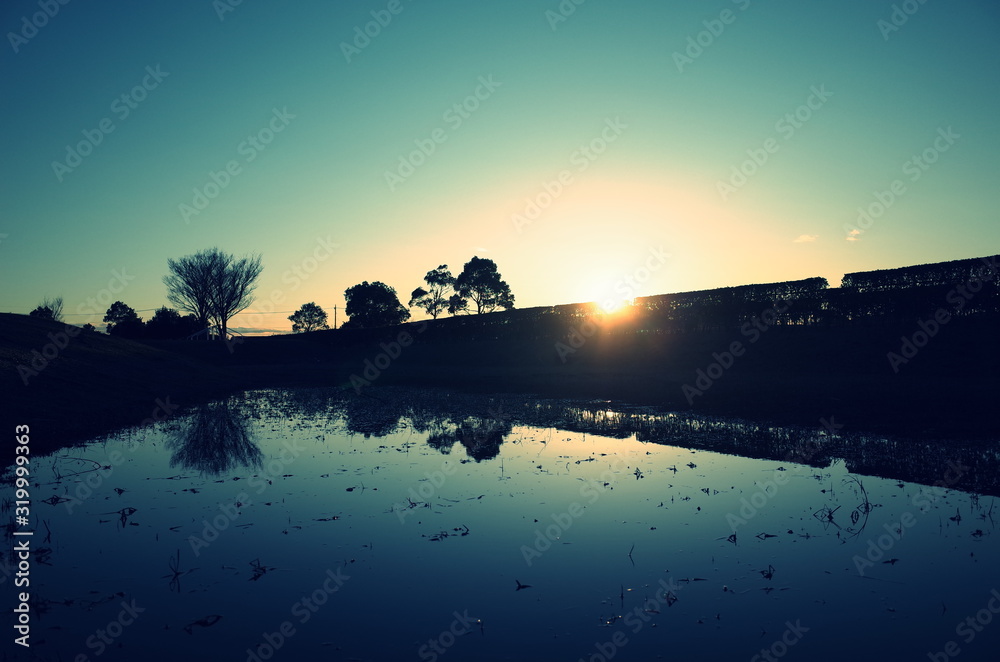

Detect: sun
[598,297,629,314]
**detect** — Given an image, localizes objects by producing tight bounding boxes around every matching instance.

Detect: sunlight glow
[599,298,629,314]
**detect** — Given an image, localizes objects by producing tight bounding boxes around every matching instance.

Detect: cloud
[229,327,286,335]
[793,234,819,243]
[846,229,861,242]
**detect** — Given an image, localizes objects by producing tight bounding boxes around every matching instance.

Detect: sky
[2,0,998,333]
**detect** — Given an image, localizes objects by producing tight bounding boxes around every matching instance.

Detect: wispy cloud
[230,327,286,335]
[793,234,819,243]
[846,229,861,242]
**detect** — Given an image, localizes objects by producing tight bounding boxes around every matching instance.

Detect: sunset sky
[2,0,998,333]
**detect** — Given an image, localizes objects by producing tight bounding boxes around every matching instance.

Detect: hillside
[2,305,997,455]
[0,313,233,452]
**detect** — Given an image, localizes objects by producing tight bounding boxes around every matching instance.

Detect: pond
[5,387,999,661]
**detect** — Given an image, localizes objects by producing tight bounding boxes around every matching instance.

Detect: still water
[5,388,999,661]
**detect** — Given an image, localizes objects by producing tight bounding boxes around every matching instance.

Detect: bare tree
[29,296,64,322]
[209,251,263,339]
[164,248,262,339]
[164,250,220,331]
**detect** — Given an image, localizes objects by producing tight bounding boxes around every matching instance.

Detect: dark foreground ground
[2,312,996,454]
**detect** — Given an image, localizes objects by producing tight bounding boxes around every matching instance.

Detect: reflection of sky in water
[4,389,999,661]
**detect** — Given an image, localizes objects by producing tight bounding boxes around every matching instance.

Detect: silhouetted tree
[343,281,410,329]
[164,248,262,339]
[209,251,263,339]
[288,302,329,333]
[447,293,469,315]
[81,323,97,333]
[28,296,64,322]
[164,250,217,330]
[145,307,202,339]
[104,301,144,338]
[454,257,515,314]
[409,265,454,319]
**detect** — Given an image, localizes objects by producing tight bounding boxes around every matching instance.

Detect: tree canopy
[343,281,410,329]
[409,265,454,319]
[145,307,202,339]
[453,257,515,314]
[164,248,262,339]
[289,302,330,333]
[104,301,144,338]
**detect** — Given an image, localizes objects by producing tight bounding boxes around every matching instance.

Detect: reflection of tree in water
[275,388,336,420]
[457,415,512,461]
[260,387,1000,496]
[414,414,513,462]
[168,398,262,475]
[340,396,405,438]
[421,420,458,454]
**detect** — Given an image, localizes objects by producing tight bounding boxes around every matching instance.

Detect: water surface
[5,388,998,661]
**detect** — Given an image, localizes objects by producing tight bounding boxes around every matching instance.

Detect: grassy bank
[2,312,996,454]
[1,314,234,452]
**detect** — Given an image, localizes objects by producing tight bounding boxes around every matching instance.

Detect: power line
[60,308,162,317]
[58,305,342,318]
